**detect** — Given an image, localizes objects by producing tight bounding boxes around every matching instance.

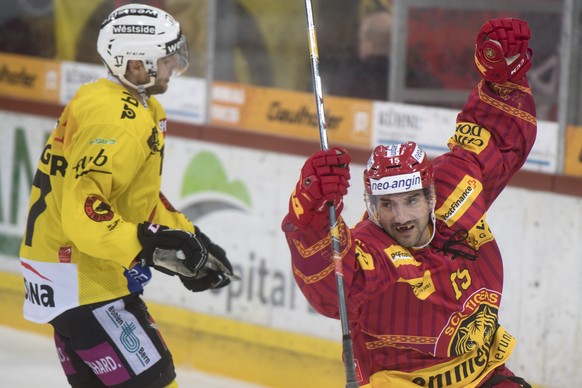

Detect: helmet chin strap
[412,189,437,249]
[411,210,436,250]
[114,60,158,102]
[117,73,155,102]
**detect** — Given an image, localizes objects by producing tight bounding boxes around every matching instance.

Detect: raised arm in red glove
[288,147,351,230]
[474,17,533,83]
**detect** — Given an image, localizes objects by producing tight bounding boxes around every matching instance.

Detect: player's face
[376,189,432,247]
[147,54,180,95]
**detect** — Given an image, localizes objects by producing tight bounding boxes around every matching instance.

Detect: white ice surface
[0,325,266,387]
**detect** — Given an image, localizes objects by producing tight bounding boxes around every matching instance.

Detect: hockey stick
[302,1,358,387]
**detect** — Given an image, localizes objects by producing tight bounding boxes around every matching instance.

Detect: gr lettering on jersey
[448,122,491,154]
[40,144,67,177]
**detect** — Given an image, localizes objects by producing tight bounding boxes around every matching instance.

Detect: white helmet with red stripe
[364,142,435,234]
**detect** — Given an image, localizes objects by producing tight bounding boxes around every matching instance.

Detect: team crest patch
[436,288,500,357]
[147,126,161,154]
[85,196,114,222]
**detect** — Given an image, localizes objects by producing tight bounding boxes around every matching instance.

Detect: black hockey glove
[137,222,208,278]
[180,228,234,292]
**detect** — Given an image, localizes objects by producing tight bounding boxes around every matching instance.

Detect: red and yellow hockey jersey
[20,78,193,323]
[282,79,536,387]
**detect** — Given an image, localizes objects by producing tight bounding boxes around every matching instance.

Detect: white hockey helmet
[97,3,189,91]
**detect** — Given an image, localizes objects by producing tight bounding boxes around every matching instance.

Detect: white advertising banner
[59,62,207,124]
[371,101,559,173]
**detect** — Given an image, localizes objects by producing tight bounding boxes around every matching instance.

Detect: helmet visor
[158,37,189,77]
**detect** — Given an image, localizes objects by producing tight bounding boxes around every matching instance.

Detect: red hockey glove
[475,18,533,83]
[289,147,351,230]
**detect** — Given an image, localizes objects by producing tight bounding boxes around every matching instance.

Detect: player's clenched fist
[289,147,351,229]
[475,18,533,83]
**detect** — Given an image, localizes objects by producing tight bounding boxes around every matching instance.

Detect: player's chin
[147,82,169,95]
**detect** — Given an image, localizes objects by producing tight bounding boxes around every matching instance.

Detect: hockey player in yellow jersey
[19,4,235,387]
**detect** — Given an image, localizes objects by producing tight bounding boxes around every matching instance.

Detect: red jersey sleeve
[443,79,537,207]
[282,215,404,320]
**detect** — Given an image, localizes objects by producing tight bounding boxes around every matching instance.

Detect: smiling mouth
[395,225,414,233]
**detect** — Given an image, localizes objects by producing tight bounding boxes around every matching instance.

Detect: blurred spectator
[67,0,206,78]
[74,0,116,64]
[330,10,441,100]
[528,53,559,120]
[0,1,55,58]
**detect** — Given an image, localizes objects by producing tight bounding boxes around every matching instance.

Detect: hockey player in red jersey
[20,4,235,387]
[282,18,535,387]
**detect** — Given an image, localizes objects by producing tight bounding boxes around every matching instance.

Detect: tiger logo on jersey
[436,288,500,357]
[450,304,498,356]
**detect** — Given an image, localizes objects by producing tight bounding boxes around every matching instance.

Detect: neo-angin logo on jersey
[85,196,114,222]
[370,172,422,195]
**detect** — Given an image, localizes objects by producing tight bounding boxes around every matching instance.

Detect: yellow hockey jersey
[20,78,194,323]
